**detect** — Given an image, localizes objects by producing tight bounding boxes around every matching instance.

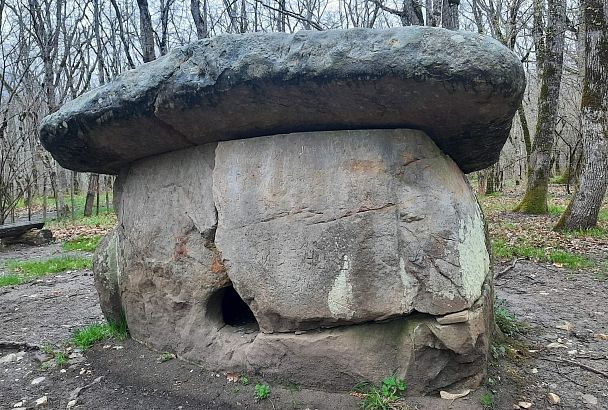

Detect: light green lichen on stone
[457,203,490,302]
[327,254,355,319]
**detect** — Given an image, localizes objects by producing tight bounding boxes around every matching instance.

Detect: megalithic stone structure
[39,26,525,394]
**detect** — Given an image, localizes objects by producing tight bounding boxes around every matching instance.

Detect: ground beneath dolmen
[1,193,607,409]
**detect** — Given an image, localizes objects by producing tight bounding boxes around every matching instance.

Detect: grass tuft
[254,383,271,400]
[356,376,407,410]
[494,300,524,337]
[479,391,493,409]
[61,235,102,252]
[72,320,128,350]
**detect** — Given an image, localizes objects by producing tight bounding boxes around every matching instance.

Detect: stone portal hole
[211,284,258,329]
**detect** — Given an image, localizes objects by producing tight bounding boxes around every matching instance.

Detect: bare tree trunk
[515,0,566,214]
[555,0,607,230]
[84,174,99,217]
[137,0,156,62]
[400,0,423,25]
[518,105,532,161]
[441,0,458,30]
[191,0,208,39]
[70,171,76,220]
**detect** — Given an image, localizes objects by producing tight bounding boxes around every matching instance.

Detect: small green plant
[62,235,102,252]
[356,376,407,410]
[72,320,128,350]
[254,383,271,400]
[40,345,68,367]
[380,376,406,401]
[54,351,68,366]
[490,342,506,360]
[240,375,250,385]
[494,300,523,337]
[479,391,493,409]
[158,352,175,363]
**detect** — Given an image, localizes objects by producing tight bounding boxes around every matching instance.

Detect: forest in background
[0,0,605,229]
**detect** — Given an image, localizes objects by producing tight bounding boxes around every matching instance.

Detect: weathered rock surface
[214,129,490,332]
[95,129,493,392]
[40,27,525,174]
[92,230,123,324]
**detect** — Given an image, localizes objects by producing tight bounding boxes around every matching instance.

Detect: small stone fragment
[13,402,24,407]
[66,399,77,409]
[31,376,46,385]
[439,389,471,399]
[582,394,598,406]
[0,351,26,364]
[555,322,574,332]
[437,311,470,325]
[35,396,48,407]
[546,342,567,348]
[547,393,560,405]
[531,368,538,374]
[518,402,533,409]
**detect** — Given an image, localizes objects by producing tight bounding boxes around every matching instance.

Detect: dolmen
[40,26,525,393]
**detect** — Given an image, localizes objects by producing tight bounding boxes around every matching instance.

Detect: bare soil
[1,238,607,409]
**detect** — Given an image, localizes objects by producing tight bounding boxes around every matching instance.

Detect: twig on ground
[495,257,524,279]
[541,357,608,378]
[68,376,104,401]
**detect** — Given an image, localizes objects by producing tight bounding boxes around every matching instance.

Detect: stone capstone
[39,26,525,174]
[93,129,493,393]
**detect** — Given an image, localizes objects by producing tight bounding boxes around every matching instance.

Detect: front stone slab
[213,129,490,332]
[95,128,493,394]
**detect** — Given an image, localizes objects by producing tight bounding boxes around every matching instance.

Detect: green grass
[563,227,608,239]
[1,256,92,287]
[254,383,271,400]
[0,274,23,287]
[48,212,117,230]
[355,376,407,410]
[494,300,524,337]
[5,256,92,276]
[479,392,493,409]
[492,239,592,269]
[72,320,128,350]
[548,204,566,216]
[62,235,102,252]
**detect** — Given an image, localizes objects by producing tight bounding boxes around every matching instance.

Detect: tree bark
[555,0,607,230]
[515,0,566,214]
[441,0,458,30]
[191,0,208,39]
[137,0,156,63]
[84,174,99,217]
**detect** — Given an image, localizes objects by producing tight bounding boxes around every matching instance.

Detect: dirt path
[1,242,607,409]
[492,260,608,410]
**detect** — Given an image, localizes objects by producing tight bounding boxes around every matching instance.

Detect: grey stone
[113,144,243,363]
[40,27,525,174]
[437,310,470,325]
[214,129,490,332]
[91,128,494,393]
[92,229,123,324]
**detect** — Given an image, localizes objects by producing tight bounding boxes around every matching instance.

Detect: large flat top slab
[39,26,525,174]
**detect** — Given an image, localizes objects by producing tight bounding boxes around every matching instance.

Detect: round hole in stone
[219,285,258,329]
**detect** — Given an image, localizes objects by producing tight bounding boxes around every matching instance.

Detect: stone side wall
[95,129,493,393]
